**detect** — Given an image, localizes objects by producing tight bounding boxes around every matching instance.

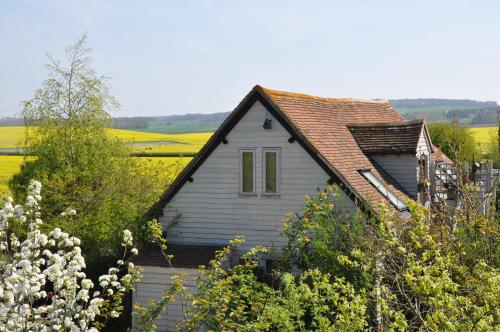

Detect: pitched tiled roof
[134,243,223,268]
[347,120,425,154]
[431,144,453,164]
[150,85,446,217]
[257,86,410,209]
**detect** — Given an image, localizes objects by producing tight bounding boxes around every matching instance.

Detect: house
[133,85,449,331]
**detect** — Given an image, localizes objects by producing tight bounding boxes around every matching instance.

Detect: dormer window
[359,169,408,211]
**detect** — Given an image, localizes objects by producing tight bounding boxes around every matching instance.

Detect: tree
[9,35,168,275]
[428,122,479,163]
[0,180,141,331]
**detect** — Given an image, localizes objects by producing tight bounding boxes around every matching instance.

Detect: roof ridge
[346,119,424,128]
[254,85,390,104]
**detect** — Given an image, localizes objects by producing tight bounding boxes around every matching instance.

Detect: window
[263,149,280,195]
[240,149,255,194]
[359,169,408,211]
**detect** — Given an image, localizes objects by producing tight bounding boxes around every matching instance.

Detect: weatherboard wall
[370,128,432,200]
[370,154,418,198]
[132,266,201,332]
[417,128,431,157]
[160,100,356,251]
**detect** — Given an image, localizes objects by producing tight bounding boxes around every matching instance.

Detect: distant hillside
[1,99,498,133]
[390,98,499,124]
[134,112,228,134]
[390,98,497,109]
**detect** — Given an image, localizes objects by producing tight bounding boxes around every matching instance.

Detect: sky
[1,0,499,117]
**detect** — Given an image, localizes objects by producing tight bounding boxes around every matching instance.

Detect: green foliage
[134,183,499,331]
[134,233,369,332]
[428,122,479,162]
[374,201,499,331]
[258,270,368,332]
[282,186,373,289]
[484,131,500,167]
[183,238,273,331]
[8,35,169,276]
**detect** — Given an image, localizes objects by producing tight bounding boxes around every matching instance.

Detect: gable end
[147,87,372,219]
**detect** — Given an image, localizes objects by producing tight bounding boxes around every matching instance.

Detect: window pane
[265,151,277,193]
[360,170,407,211]
[242,152,254,193]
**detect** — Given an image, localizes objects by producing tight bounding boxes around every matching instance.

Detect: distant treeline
[112,117,149,129]
[390,98,497,108]
[445,107,499,124]
[111,112,229,130]
[0,117,24,126]
[154,112,228,122]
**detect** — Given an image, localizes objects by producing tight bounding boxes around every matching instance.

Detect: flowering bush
[0,180,141,331]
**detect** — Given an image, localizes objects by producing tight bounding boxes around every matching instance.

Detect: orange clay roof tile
[256,85,411,210]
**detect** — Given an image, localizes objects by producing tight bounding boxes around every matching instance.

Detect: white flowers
[61,208,77,217]
[122,229,133,247]
[0,180,142,331]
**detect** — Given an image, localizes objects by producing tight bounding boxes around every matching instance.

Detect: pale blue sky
[1,0,499,117]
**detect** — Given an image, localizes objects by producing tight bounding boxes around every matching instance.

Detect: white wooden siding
[417,128,431,157]
[371,128,432,200]
[133,266,200,332]
[161,101,356,251]
[371,154,418,199]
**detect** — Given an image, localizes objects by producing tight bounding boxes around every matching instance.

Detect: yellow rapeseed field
[0,155,192,194]
[133,156,192,169]
[0,156,25,193]
[0,126,206,194]
[0,127,25,148]
[469,127,497,144]
[0,127,212,153]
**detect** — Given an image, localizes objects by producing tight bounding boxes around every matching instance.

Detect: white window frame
[359,169,408,211]
[239,149,256,195]
[262,148,281,196]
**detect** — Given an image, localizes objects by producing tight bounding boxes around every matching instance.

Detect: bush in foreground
[135,186,499,331]
[0,180,141,331]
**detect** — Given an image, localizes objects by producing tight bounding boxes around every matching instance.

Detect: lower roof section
[134,243,224,269]
[347,120,425,155]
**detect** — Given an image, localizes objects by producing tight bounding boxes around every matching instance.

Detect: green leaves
[134,183,498,331]
[282,186,374,290]
[428,122,479,163]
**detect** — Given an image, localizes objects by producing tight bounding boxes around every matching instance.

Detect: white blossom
[0,180,142,331]
[122,229,133,247]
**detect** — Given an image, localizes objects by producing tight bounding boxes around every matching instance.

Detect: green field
[137,119,220,134]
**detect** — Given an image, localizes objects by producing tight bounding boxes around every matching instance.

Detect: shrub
[0,180,142,331]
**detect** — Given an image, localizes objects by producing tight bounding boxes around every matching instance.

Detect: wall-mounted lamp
[263,111,272,129]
